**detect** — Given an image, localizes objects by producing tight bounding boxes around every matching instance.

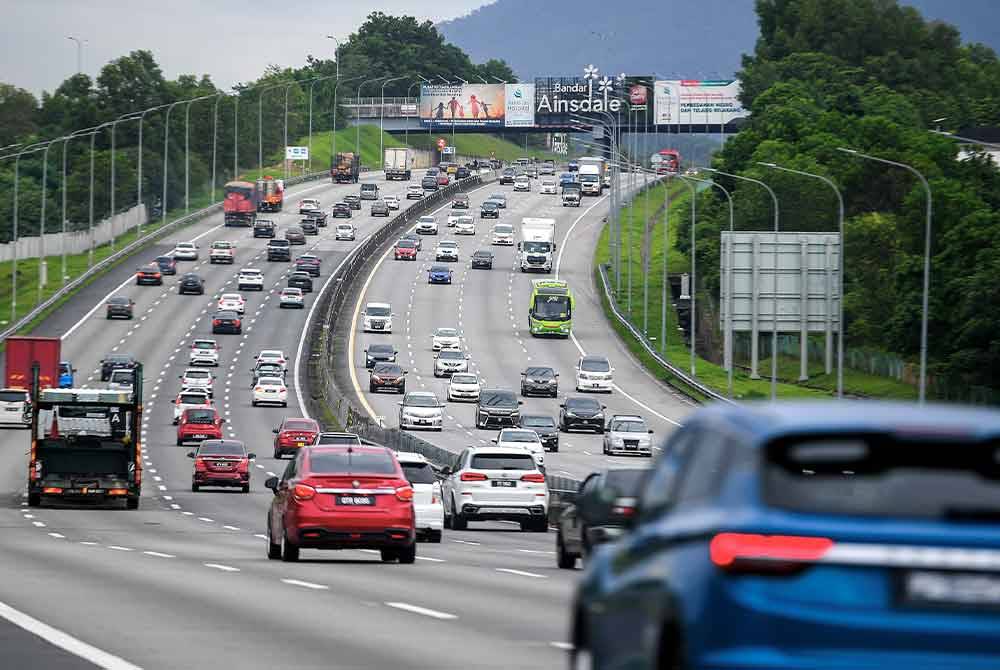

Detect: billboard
[534,77,625,121]
[654,80,748,126]
[285,146,309,161]
[419,84,505,128]
[504,83,536,128]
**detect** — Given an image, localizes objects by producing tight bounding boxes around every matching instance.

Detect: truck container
[383,148,414,180]
[4,336,61,390]
[578,157,604,195]
[223,180,257,226]
[332,152,361,184]
[255,176,284,212]
[518,218,557,273]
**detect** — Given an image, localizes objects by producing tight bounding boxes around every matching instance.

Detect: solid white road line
[280,579,328,590]
[495,568,546,579]
[384,602,458,620]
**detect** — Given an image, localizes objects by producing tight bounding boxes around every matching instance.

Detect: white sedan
[415,216,439,235]
[435,240,459,262]
[493,428,545,466]
[217,293,246,315]
[406,185,424,200]
[173,242,199,260]
[432,327,461,351]
[252,376,288,407]
[433,349,469,377]
[209,240,235,264]
[398,391,444,431]
[255,350,288,370]
[454,217,475,235]
[299,198,321,213]
[335,223,356,241]
[447,373,481,402]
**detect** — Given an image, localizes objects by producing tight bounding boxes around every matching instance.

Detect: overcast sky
[3,0,491,98]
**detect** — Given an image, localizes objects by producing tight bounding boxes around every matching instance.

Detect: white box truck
[578,156,603,195]
[518,218,556,273]
[384,148,414,181]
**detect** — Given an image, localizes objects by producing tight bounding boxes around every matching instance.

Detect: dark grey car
[371,200,390,217]
[521,414,559,452]
[520,366,559,397]
[556,468,647,569]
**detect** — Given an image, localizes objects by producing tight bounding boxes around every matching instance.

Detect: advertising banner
[285,146,309,161]
[629,84,648,111]
[654,80,748,126]
[504,83,536,128]
[420,84,505,128]
[534,77,625,121]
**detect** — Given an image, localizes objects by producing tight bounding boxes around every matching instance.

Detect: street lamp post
[257,82,287,178]
[405,77,432,146]
[307,75,337,173]
[380,76,406,163]
[66,36,85,74]
[109,112,143,252]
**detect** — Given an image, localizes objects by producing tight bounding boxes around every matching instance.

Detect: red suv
[272,417,320,459]
[176,407,225,445]
[188,439,254,493]
[265,446,416,563]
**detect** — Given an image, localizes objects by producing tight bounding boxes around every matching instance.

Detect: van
[0,388,31,428]
[360,182,379,200]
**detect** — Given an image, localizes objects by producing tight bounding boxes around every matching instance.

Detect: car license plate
[902,570,1000,610]
[491,507,528,514]
[296,441,306,446]
[337,495,375,506]
[492,480,516,488]
[192,434,208,439]
[5,407,18,412]
[214,461,232,468]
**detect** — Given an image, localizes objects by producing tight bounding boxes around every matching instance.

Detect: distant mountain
[439,0,1000,81]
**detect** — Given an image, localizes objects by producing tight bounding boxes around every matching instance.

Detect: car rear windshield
[397,241,416,248]
[283,420,316,431]
[108,297,130,305]
[179,393,206,404]
[270,240,289,247]
[763,436,1000,521]
[199,443,244,456]
[185,409,216,423]
[316,435,361,445]
[309,450,397,474]
[501,430,538,442]
[522,416,555,428]
[604,469,647,495]
[0,390,27,402]
[402,462,436,484]
[471,454,537,470]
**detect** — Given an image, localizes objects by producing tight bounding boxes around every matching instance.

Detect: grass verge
[406,133,565,163]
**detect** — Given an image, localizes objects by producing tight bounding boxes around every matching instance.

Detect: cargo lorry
[332,152,361,184]
[255,176,284,212]
[384,148,414,180]
[578,156,604,195]
[518,218,556,273]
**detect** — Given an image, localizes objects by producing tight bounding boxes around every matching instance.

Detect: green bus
[528,279,574,337]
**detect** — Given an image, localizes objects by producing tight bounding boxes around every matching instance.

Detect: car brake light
[292,484,316,501]
[395,485,414,502]
[194,458,207,471]
[710,533,834,575]
[520,473,545,483]
[461,472,487,481]
[234,319,241,326]
[612,505,636,516]
[43,487,63,494]
[254,387,263,392]
[212,320,221,326]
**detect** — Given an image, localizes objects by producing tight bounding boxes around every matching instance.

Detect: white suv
[396,452,444,543]
[493,428,545,467]
[173,242,198,260]
[189,339,220,366]
[237,268,264,291]
[362,302,393,333]
[0,388,32,428]
[299,198,321,213]
[441,446,549,532]
[575,355,614,392]
[179,368,214,396]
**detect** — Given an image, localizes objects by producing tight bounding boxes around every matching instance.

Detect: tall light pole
[405,76,432,146]
[66,36,85,74]
[257,82,288,178]
[380,76,406,163]
[330,74,361,164]
[136,103,170,243]
[108,112,143,251]
[307,74,337,173]
[357,76,389,159]
[163,94,216,226]
[183,95,215,212]
[447,75,468,148]
[325,34,341,170]
[759,161,845,398]
[837,147,933,403]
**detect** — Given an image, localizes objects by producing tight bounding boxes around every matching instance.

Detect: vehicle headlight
[612,437,624,446]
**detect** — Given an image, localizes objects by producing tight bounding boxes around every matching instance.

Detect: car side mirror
[187,451,196,458]
[403,371,409,375]
[264,477,279,492]
[220,418,227,423]
[518,400,524,405]
[602,405,608,410]
[441,466,452,476]
[397,402,404,406]
[559,404,565,408]
[247,453,256,460]
[491,438,498,444]
[272,428,279,434]
[520,372,526,376]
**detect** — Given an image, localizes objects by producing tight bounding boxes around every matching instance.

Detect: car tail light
[612,504,636,517]
[461,472,487,481]
[521,473,546,483]
[212,320,221,327]
[395,485,414,502]
[194,458,207,471]
[293,484,316,501]
[43,487,63,494]
[709,532,834,575]
[254,386,263,392]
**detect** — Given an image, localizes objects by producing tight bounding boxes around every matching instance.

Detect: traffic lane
[0,611,98,670]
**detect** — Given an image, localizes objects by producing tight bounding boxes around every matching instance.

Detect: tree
[0,84,39,147]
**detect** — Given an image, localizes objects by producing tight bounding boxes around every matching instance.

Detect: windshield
[436,329,458,337]
[270,240,289,247]
[405,394,439,407]
[397,241,416,248]
[430,266,450,273]
[198,442,245,456]
[185,370,209,379]
[368,345,394,354]
[566,398,601,412]
[284,420,316,431]
[372,363,401,375]
[471,454,536,470]
[494,225,512,233]
[309,450,396,475]
[482,202,497,210]
[419,217,435,223]
[108,297,130,305]
[480,390,516,407]
[258,377,283,387]
[582,358,611,372]
[316,435,361,445]
[532,294,571,321]
[110,370,133,382]
[525,367,555,380]
[500,430,538,443]
[402,462,436,485]
[611,419,647,433]
[451,374,477,385]
[522,241,551,253]
[521,416,555,429]
[604,469,648,494]
[367,306,391,317]
[193,341,215,349]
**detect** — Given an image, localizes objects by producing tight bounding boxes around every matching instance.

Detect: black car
[267,239,291,261]
[559,396,606,433]
[369,362,406,393]
[475,388,521,429]
[300,220,319,236]
[301,209,327,227]
[520,366,559,397]
[556,468,647,568]
[287,271,313,293]
[499,168,516,185]
[155,255,177,275]
[178,273,205,295]
[332,202,352,218]
[471,250,494,269]
[364,343,398,369]
[285,226,306,245]
[105,296,135,319]
[344,194,362,210]
[480,201,500,219]
[371,200,390,217]
[100,354,137,381]
[294,255,321,277]
[253,219,276,238]
[455,167,470,179]
[135,263,163,285]
[421,176,439,191]
[211,310,242,334]
[567,160,579,172]
[521,414,560,452]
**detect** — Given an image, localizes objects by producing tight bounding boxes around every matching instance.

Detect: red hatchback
[188,439,254,493]
[265,446,416,563]
[272,417,320,459]
[176,407,225,445]
[394,240,418,260]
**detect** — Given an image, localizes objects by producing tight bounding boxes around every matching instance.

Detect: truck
[562,182,582,207]
[255,176,284,212]
[518,218,556,273]
[384,148,414,181]
[652,149,681,175]
[332,152,361,184]
[578,164,602,196]
[5,336,61,391]
[223,180,257,226]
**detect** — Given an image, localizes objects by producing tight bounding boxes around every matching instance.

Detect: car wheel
[369,384,376,393]
[428,530,442,544]
[533,517,549,533]
[551,444,559,453]
[191,483,199,492]
[380,548,398,563]
[241,484,250,493]
[397,543,417,564]
[559,421,567,433]
[451,499,468,530]
[273,449,282,459]
[281,531,300,562]
[126,496,139,510]
[557,531,577,569]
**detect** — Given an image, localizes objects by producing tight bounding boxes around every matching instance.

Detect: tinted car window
[397,240,416,248]
[604,469,648,495]
[525,367,555,379]
[581,357,611,372]
[372,363,402,375]
[198,442,245,456]
[404,394,439,407]
[185,409,216,423]
[402,462,436,485]
[0,390,27,402]
[501,430,538,442]
[521,415,556,429]
[368,344,394,354]
[439,350,464,360]
[470,454,536,470]
[566,397,601,411]
[179,393,206,404]
[283,420,316,431]
[315,434,361,445]
[309,450,397,474]
[108,297,131,305]
[479,390,516,407]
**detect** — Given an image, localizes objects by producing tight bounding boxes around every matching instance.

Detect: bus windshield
[532,295,571,321]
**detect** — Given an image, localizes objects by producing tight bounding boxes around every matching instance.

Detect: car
[371,199,390,216]
[384,195,400,210]
[106,296,135,319]
[471,249,494,269]
[344,194,362,210]
[421,175,438,191]
[475,388,521,429]
[401,233,422,250]
[172,388,212,424]
[304,209,329,227]
[602,414,654,456]
[396,452,444,542]
[493,427,545,467]
[394,239,418,260]
[255,350,288,369]
[454,217,475,235]
[135,263,163,286]
[559,172,576,187]
[435,240,459,262]
[267,239,291,262]
[155,255,177,275]
[452,193,470,209]
[540,162,555,176]
[253,219,276,238]
[513,175,531,192]
[272,417,320,459]
[312,432,362,446]
[211,310,242,334]
[332,202,352,218]
[567,159,579,172]
[99,353,137,381]
[237,268,264,291]
[287,271,313,293]
[209,240,235,264]
[58,361,76,388]
[364,343,397,369]
[264,444,416,563]
[279,287,304,309]
[335,223,356,241]
[491,223,514,245]
[446,212,465,227]
[284,226,306,245]
[294,254,322,277]
[298,197,321,213]
[436,173,450,186]
[540,178,558,194]
[249,363,286,388]
[455,166,470,179]
[555,468,646,569]
[189,440,254,493]
[520,414,559,452]
[415,216,438,235]
[398,391,444,431]
[406,184,424,199]
[447,373,481,403]
[427,264,453,284]
[440,446,548,532]
[188,339,220,367]
[480,201,500,219]
[176,406,224,445]
[362,302,393,333]
[178,273,205,295]
[360,182,379,200]
[173,242,198,260]
[217,293,246,315]
[559,395,606,433]
[575,354,614,392]
[489,193,507,208]
[107,367,135,393]
[499,168,516,185]
[0,388,31,428]
[369,362,406,394]
[179,367,215,395]
[434,349,469,377]
[520,366,559,397]
[299,219,319,236]
[431,327,461,351]
[252,376,288,407]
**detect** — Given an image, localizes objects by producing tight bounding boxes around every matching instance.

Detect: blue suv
[571,401,1000,670]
